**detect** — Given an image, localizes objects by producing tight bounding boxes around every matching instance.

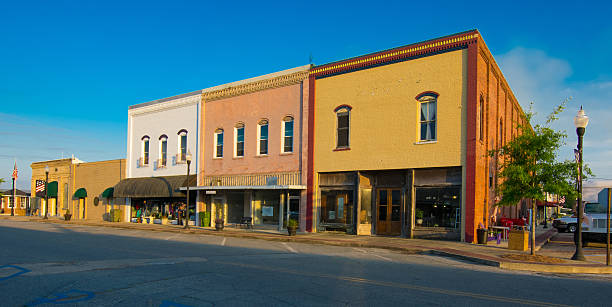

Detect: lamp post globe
[572,106,588,261]
[184,150,192,229]
[44,165,50,220]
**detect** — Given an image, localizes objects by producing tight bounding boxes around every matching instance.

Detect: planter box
[170,220,178,225]
[154,219,162,224]
[508,230,529,251]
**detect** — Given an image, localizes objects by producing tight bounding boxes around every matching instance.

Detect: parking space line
[281,242,298,253]
[221,237,227,246]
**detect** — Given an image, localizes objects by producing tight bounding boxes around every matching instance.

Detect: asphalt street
[1,220,611,307]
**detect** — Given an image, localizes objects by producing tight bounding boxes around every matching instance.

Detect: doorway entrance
[376,189,401,235]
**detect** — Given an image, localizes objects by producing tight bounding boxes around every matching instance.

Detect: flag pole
[11,177,15,216]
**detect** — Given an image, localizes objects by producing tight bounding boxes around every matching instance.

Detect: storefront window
[321,190,353,225]
[253,191,279,225]
[360,188,372,224]
[415,186,460,228]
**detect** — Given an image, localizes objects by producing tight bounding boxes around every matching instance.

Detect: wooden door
[376,189,402,235]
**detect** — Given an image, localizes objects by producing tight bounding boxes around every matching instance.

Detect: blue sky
[1,0,611,190]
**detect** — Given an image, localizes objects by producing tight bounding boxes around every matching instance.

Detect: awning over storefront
[182,185,306,191]
[113,175,196,198]
[47,181,58,198]
[74,188,87,198]
[536,200,559,207]
[101,187,114,198]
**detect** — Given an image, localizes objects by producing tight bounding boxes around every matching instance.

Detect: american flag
[12,161,18,180]
[35,180,45,193]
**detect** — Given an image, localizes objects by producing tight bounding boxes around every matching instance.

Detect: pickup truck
[552,216,577,233]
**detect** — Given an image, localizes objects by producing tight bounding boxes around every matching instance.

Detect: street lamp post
[44,166,49,220]
[572,106,588,261]
[184,150,192,229]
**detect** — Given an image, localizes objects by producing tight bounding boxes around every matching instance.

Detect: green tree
[490,99,591,255]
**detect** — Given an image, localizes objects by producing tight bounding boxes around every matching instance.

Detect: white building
[115,90,201,224]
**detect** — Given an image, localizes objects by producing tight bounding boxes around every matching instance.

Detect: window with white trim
[178,129,187,162]
[282,116,294,153]
[235,123,245,157]
[159,135,168,167]
[142,136,150,165]
[336,107,350,148]
[418,94,437,141]
[214,128,224,158]
[258,119,269,155]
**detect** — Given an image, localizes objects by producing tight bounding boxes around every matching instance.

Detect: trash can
[508,230,529,251]
[477,228,487,244]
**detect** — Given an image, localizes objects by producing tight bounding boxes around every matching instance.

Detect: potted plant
[161,213,168,225]
[415,209,424,226]
[287,219,298,236]
[215,217,224,231]
[64,209,72,221]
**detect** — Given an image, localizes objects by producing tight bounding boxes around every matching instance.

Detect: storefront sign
[262,206,273,216]
[205,191,216,195]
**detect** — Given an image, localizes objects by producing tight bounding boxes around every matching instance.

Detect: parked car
[553,216,577,233]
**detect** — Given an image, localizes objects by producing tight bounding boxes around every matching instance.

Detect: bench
[237,217,252,229]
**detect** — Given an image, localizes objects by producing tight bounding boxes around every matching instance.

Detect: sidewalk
[3,216,611,274]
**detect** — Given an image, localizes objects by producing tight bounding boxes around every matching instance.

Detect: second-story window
[142,136,150,165]
[235,123,245,157]
[258,119,269,155]
[335,106,351,149]
[178,129,188,162]
[159,135,168,167]
[214,128,224,158]
[282,116,294,153]
[418,94,437,141]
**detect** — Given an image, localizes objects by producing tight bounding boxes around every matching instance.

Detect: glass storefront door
[376,189,401,235]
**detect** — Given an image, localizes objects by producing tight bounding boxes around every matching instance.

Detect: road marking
[281,242,298,253]
[353,247,392,261]
[164,234,180,241]
[216,261,573,307]
[221,237,227,246]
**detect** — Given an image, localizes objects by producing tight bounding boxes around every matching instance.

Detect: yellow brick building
[30,158,126,221]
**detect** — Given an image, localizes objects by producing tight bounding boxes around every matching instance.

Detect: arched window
[234,123,245,157]
[282,115,294,153]
[335,105,351,149]
[214,128,224,158]
[177,129,188,162]
[417,93,437,141]
[159,135,168,167]
[479,95,485,141]
[499,119,504,149]
[257,119,269,155]
[141,136,150,166]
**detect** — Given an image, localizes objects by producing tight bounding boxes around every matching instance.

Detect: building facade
[72,159,126,221]
[30,158,82,218]
[193,65,310,231]
[0,189,30,216]
[306,30,526,242]
[115,90,200,224]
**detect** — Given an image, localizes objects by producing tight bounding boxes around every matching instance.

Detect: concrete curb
[499,262,612,274]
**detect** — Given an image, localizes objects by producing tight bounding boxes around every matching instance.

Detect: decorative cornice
[129,94,200,117]
[202,70,309,102]
[311,31,478,78]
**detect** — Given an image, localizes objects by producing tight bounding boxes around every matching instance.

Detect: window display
[415,186,460,228]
